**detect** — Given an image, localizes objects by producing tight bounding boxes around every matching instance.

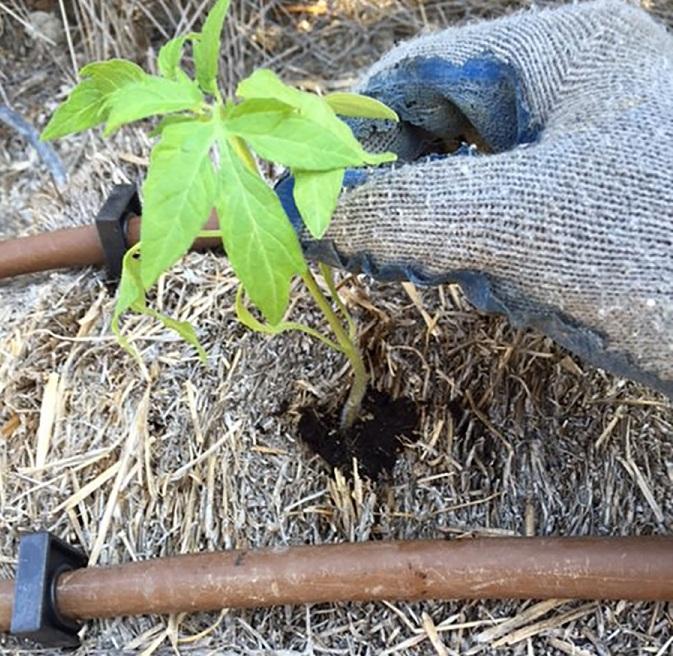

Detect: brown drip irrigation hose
[0,213,222,280]
[1,536,673,630]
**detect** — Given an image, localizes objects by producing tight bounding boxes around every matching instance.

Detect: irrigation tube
[2,536,673,631]
[0,211,222,280]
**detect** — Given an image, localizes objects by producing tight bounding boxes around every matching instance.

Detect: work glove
[301,0,673,398]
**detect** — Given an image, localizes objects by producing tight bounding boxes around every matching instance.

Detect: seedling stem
[302,269,368,430]
[235,137,367,429]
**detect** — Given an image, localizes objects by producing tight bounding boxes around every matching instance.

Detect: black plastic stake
[95,183,141,280]
[10,531,88,648]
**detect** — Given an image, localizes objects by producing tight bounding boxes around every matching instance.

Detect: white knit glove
[309,0,673,398]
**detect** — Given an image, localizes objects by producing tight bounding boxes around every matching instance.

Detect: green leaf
[148,114,193,137]
[235,286,341,351]
[216,137,306,324]
[226,97,292,129]
[325,92,398,121]
[145,307,207,362]
[112,245,147,359]
[235,70,396,168]
[104,76,203,135]
[237,69,312,108]
[237,69,339,130]
[114,246,146,316]
[157,35,189,79]
[225,98,394,170]
[140,119,218,288]
[42,60,144,140]
[113,244,206,362]
[293,168,344,238]
[80,59,145,93]
[235,285,289,335]
[41,80,107,140]
[193,0,231,94]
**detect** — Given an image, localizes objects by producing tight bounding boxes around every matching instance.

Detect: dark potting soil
[297,390,419,479]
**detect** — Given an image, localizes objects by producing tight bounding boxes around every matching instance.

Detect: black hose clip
[95,184,142,280]
[10,531,88,648]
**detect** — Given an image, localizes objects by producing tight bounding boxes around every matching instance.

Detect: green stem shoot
[319,262,357,342]
[302,269,367,431]
[230,135,259,174]
[230,135,368,430]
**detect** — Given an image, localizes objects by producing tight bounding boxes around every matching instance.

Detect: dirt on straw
[1,0,672,654]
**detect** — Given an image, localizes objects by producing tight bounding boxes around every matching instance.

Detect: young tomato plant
[41,0,398,429]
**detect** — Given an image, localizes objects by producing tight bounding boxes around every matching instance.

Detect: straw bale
[1,1,672,653]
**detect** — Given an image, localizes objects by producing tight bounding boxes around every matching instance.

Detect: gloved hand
[306,0,673,398]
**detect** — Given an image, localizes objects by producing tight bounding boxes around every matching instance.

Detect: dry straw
[1,0,672,653]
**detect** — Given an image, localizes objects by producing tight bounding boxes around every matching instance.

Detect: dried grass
[1,0,673,654]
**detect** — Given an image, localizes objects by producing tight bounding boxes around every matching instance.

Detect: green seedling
[41,0,398,429]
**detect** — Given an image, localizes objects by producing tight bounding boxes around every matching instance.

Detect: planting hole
[297,389,419,479]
